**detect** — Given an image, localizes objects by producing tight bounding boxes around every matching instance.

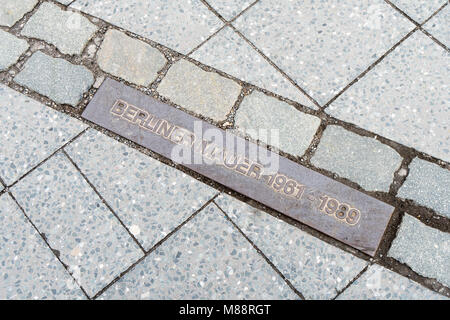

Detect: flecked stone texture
[234,91,321,156]
[234,0,414,105]
[0,30,29,71]
[327,32,449,162]
[71,0,223,54]
[14,51,94,106]
[388,214,450,287]
[157,59,241,121]
[0,0,37,27]
[338,265,447,300]
[397,158,449,218]
[390,0,446,22]
[101,203,298,300]
[423,5,449,47]
[55,0,73,5]
[66,129,217,250]
[0,84,86,185]
[191,27,314,108]
[207,0,254,20]
[21,2,97,56]
[11,153,143,297]
[311,126,402,192]
[0,194,85,300]
[215,194,368,299]
[97,29,167,86]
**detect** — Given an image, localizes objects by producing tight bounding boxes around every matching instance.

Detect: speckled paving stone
[101,203,298,300]
[327,32,449,162]
[21,2,97,56]
[0,0,38,27]
[234,0,414,105]
[390,0,446,22]
[234,91,321,156]
[311,126,402,192]
[14,51,94,106]
[388,214,450,287]
[71,0,223,54]
[397,158,449,218]
[338,265,447,300]
[0,194,85,300]
[97,29,166,86]
[215,194,368,300]
[0,30,29,71]
[157,59,241,121]
[66,129,217,250]
[423,5,449,47]
[10,153,143,297]
[207,0,254,20]
[0,84,86,185]
[191,27,314,108]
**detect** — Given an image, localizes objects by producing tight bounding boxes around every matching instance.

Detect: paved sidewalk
[0,0,448,300]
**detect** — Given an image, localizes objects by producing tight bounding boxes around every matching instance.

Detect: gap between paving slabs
[0,0,448,297]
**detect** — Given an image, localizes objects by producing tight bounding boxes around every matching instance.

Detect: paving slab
[234,0,414,105]
[234,91,321,156]
[0,84,86,185]
[0,30,29,71]
[0,0,38,27]
[388,214,450,287]
[390,0,447,23]
[311,126,402,192]
[101,203,298,300]
[157,59,241,121]
[207,0,254,20]
[423,5,449,47]
[327,32,449,162]
[82,78,395,256]
[97,29,166,86]
[215,194,368,300]
[21,2,97,56]
[14,51,94,106]
[10,152,143,297]
[338,265,447,300]
[397,158,449,218]
[0,194,85,300]
[71,0,223,54]
[191,27,314,108]
[66,129,217,250]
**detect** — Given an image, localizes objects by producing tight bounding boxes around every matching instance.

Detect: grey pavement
[0,0,448,300]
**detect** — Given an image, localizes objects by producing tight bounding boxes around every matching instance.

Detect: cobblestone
[0,0,38,27]
[0,30,29,71]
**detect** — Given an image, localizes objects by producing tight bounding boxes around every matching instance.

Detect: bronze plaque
[82,78,394,256]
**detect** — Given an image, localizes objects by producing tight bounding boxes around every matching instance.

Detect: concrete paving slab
[423,5,449,47]
[338,265,448,300]
[390,0,447,23]
[66,129,217,250]
[191,27,315,108]
[311,126,402,192]
[234,0,414,105]
[71,0,223,54]
[10,152,143,297]
[327,32,449,162]
[14,51,94,106]
[0,194,85,300]
[207,0,254,20]
[0,84,86,185]
[215,194,368,299]
[101,203,298,299]
[388,214,450,287]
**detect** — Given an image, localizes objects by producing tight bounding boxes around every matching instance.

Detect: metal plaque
[82,78,395,256]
